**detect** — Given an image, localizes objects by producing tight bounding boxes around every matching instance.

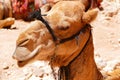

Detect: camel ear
[82,8,98,24]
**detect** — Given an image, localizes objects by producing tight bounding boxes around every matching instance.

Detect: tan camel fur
[0,17,14,28]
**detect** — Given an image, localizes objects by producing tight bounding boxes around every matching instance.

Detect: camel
[0,17,15,28]
[12,0,103,80]
[0,0,14,28]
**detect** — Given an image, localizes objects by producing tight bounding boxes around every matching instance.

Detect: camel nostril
[18,39,29,47]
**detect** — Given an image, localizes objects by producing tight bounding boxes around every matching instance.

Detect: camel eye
[18,39,29,47]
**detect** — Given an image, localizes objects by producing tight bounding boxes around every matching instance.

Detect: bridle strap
[69,25,91,64]
[59,24,91,80]
[28,8,89,44]
[28,9,58,42]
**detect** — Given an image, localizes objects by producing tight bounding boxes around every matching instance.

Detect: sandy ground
[92,0,120,79]
[92,0,120,71]
[0,0,120,80]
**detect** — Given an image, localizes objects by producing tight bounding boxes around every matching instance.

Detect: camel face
[12,1,103,79]
[13,21,91,67]
[13,21,55,62]
[13,1,98,66]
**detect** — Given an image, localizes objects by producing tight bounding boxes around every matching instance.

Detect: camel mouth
[13,47,32,61]
[13,45,41,61]
[17,60,28,67]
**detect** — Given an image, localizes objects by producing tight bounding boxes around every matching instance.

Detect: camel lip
[12,47,31,61]
[12,45,41,61]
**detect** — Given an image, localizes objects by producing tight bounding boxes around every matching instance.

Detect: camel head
[13,0,100,67]
[13,20,56,66]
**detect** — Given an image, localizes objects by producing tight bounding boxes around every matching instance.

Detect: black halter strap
[59,25,91,80]
[28,8,83,44]
[28,8,58,41]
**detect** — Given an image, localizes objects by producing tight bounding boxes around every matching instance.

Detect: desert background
[0,0,120,80]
